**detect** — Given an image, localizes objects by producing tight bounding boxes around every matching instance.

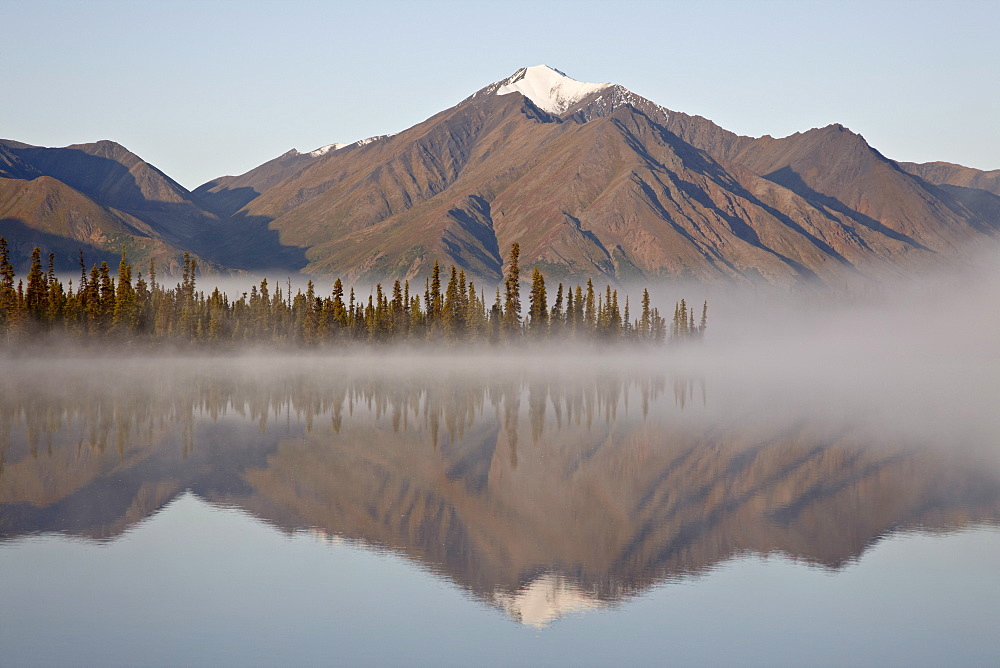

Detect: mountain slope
[897,160,1000,227]
[1,139,219,242]
[729,125,987,248]
[0,175,192,272]
[2,65,995,282]
[192,149,319,218]
[0,139,304,272]
[900,160,1000,196]
[210,66,995,284]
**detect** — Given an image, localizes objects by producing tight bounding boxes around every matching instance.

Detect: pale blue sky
[3,0,997,189]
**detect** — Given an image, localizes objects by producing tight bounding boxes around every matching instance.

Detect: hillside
[1,65,997,283]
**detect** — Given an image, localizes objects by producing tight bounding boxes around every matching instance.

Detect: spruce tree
[584,279,596,333]
[490,288,502,343]
[178,254,199,338]
[640,289,651,340]
[391,279,406,336]
[83,264,101,332]
[528,267,548,337]
[113,250,138,333]
[331,278,347,330]
[623,295,630,338]
[573,284,585,334]
[502,243,521,337]
[45,253,63,326]
[430,260,443,323]
[25,247,47,321]
[78,250,88,296]
[0,237,16,325]
[610,289,621,335]
[443,266,462,340]
[302,280,318,343]
[134,271,149,333]
[564,286,575,337]
[550,283,564,337]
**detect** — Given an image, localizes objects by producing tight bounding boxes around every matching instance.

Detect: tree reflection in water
[1,355,998,626]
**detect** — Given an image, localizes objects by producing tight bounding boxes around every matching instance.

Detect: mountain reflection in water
[1,354,998,627]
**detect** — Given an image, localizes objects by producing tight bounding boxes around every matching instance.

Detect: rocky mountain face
[2,65,997,283]
[0,139,225,273]
[897,160,1000,230]
[900,160,1000,196]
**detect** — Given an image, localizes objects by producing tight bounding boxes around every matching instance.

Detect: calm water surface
[1,353,998,666]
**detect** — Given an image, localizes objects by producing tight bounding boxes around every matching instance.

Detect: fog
[4,255,1000,637]
[11,249,1000,469]
[683,254,1000,451]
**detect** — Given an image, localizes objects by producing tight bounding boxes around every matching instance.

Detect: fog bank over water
[687,253,1000,449]
[3,256,1000,634]
[20,251,1000,453]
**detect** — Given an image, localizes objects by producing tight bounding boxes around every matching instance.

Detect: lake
[1,350,998,666]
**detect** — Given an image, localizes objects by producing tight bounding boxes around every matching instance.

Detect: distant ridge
[1,65,997,281]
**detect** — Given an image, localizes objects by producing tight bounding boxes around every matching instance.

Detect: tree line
[0,238,706,346]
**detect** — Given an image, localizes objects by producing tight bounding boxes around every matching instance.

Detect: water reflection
[1,356,998,627]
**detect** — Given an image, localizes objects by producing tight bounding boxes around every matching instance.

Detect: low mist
[8,247,1000,468]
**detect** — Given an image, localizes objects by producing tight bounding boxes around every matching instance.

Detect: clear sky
[3,0,997,190]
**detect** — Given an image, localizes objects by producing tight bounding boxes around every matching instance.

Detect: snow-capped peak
[305,134,397,157]
[309,143,348,157]
[495,65,610,114]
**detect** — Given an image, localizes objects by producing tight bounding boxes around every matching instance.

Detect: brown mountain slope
[235,97,935,284]
[559,79,998,273]
[4,67,996,282]
[723,125,991,260]
[243,97,531,234]
[900,160,1000,196]
[0,143,41,181]
[898,160,1000,227]
[0,176,198,272]
[192,149,318,218]
[1,139,218,243]
[0,139,295,272]
[208,67,995,284]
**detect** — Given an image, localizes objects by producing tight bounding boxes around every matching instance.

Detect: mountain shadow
[194,213,310,273]
[0,218,124,272]
[191,183,261,219]
[764,165,933,251]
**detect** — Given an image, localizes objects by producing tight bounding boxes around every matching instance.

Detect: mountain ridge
[1,65,997,282]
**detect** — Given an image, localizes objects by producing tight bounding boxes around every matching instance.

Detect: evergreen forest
[0,238,706,347]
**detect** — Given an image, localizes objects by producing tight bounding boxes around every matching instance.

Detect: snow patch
[354,133,395,147]
[495,65,610,114]
[309,143,348,157]
[305,134,397,157]
[492,572,604,628]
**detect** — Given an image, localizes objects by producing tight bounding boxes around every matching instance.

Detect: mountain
[2,65,997,283]
[0,138,310,273]
[0,172,187,273]
[897,160,1000,228]
[192,137,394,219]
[192,148,318,218]
[204,65,999,284]
[0,139,223,272]
[900,160,1000,196]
